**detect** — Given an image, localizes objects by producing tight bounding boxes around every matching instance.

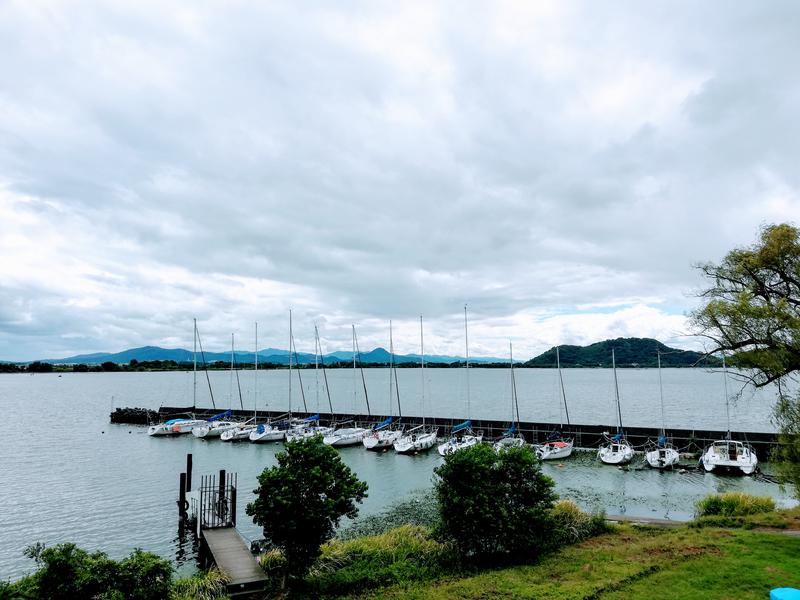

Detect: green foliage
[434,444,556,564]
[305,525,457,597]
[246,436,368,580]
[171,568,230,600]
[773,391,800,497]
[696,492,775,517]
[524,338,721,368]
[338,491,440,540]
[549,500,611,545]
[15,543,172,600]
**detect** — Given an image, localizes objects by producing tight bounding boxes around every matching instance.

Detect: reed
[696,492,776,517]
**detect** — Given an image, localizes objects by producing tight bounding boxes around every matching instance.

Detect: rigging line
[353,326,371,417]
[195,326,216,409]
[315,325,334,418]
[390,320,401,419]
[510,343,520,426]
[420,315,425,427]
[291,332,307,413]
[233,342,244,411]
[557,346,570,426]
[612,349,622,433]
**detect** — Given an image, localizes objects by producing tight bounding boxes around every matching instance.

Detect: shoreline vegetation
[3,492,798,599]
[0,337,723,372]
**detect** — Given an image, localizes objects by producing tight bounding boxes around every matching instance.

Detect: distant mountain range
[26,337,719,367]
[523,338,721,368]
[36,345,507,366]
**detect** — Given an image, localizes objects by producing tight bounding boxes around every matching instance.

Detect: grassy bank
[299,506,800,599]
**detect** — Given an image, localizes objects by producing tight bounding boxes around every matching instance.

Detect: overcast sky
[1,1,798,361]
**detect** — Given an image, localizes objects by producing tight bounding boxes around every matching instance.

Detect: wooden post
[186,453,193,492]
[178,472,187,517]
[231,485,237,527]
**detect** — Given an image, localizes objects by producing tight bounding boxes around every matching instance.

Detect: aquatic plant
[696,492,775,517]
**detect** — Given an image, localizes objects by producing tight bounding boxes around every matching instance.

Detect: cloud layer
[1,1,799,360]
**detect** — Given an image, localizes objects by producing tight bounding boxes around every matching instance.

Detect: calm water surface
[0,368,794,580]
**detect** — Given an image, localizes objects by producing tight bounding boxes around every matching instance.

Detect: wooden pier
[158,406,780,456]
[178,458,268,597]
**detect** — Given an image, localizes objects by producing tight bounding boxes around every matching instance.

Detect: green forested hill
[524,337,721,368]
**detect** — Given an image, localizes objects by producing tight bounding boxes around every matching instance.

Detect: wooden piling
[178,472,187,517]
[186,453,193,492]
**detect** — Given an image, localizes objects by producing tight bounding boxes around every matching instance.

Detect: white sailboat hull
[249,427,286,443]
[149,419,206,436]
[285,426,333,443]
[700,441,758,475]
[598,441,634,465]
[363,429,403,451]
[493,435,526,452]
[220,426,255,441]
[192,422,238,438]
[437,434,483,456]
[323,427,367,447]
[645,446,680,469]
[394,429,438,454]
[535,439,574,460]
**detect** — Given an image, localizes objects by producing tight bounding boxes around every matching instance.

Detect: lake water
[0,368,794,580]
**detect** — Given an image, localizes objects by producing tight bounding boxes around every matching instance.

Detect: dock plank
[203,528,268,588]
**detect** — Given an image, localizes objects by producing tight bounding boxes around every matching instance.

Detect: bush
[305,525,456,597]
[434,444,556,564]
[696,492,776,517]
[246,436,368,581]
[549,500,611,545]
[171,568,229,600]
[15,543,172,600]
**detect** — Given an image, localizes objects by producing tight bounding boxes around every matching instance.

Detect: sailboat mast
[657,351,665,437]
[420,315,425,427]
[510,342,520,426]
[557,346,570,427]
[723,354,731,439]
[254,321,258,420]
[192,318,197,411]
[388,321,394,416]
[612,349,623,432]
[390,320,401,418]
[288,310,293,414]
[353,326,371,417]
[464,305,470,420]
[352,325,357,414]
[315,325,334,417]
[230,333,234,408]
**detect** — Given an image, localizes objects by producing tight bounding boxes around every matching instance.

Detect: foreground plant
[246,436,368,582]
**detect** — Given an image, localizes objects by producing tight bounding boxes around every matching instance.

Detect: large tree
[246,436,368,582]
[692,223,800,493]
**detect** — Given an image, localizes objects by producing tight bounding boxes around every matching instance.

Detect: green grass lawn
[348,525,800,600]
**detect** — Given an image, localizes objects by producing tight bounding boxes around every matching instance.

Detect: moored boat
[645,352,680,469]
[598,349,633,465]
[534,346,574,460]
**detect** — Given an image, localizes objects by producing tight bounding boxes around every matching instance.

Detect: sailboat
[494,342,525,451]
[250,313,298,443]
[534,346,574,460]
[222,322,259,441]
[644,351,680,469]
[323,325,370,447]
[438,306,483,456]
[394,316,439,454]
[363,321,405,451]
[286,325,335,442]
[597,349,634,465]
[148,318,208,436]
[193,333,243,438]
[699,356,758,475]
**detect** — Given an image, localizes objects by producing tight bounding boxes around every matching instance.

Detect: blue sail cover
[452,420,471,434]
[504,423,518,435]
[658,435,668,446]
[207,410,232,422]
[304,414,321,422]
[373,417,393,431]
[165,418,190,425]
[612,432,624,442]
[256,424,265,434]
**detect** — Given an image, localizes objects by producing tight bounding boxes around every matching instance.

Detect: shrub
[696,492,776,517]
[434,444,556,564]
[305,525,457,596]
[246,436,368,581]
[549,500,610,545]
[171,568,229,600]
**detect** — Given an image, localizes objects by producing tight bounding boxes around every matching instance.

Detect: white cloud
[0,1,798,361]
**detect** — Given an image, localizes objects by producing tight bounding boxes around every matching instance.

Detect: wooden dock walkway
[202,528,268,596]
